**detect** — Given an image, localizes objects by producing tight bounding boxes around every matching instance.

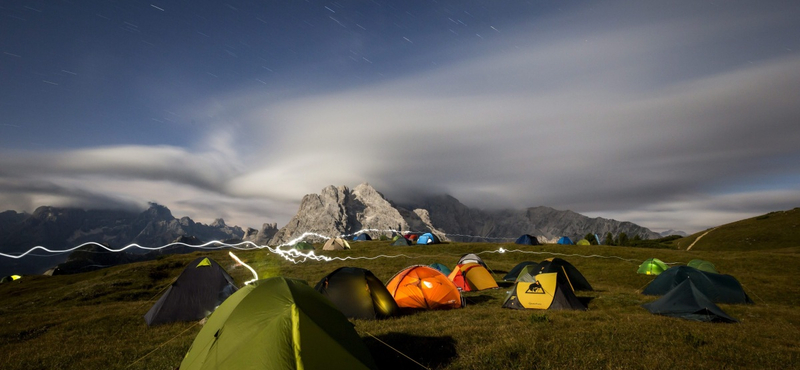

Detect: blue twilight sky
[1,0,799,234]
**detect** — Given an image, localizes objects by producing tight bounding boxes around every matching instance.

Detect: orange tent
[448,263,499,292]
[386,265,462,310]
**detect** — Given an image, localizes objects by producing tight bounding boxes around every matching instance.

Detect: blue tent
[429,263,452,276]
[514,234,539,245]
[353,233,372,241]
[417,233,440,245]
[556,236,573,245]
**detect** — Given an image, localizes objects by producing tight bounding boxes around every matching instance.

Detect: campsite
[1,220,799,370]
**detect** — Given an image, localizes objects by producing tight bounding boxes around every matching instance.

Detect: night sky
[2,0,799,234]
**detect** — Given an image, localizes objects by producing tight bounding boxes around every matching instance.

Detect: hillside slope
[676,207,800,251]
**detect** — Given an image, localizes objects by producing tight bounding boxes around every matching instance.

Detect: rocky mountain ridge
[265,183,660,244]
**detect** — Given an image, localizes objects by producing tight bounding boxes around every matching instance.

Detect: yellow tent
[448,263,498,292]
[502,272,586,310]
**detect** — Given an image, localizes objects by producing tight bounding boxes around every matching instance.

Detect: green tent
[638,258,669,275]
[292,241,315,250]
[576,239,591,245]
[180,277,377,370]
[687,259,718,274]
[391,237,412,246]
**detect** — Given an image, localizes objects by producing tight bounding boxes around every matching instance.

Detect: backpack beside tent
[386,265,462,310]
[323,238,351,251]
[144,257,238,326]
[502,261,538,281]
[642,279,737,323]
[638,258,669,275]
[314,267,399,319]
[180,277,377,370]
[448,263,499,292]
[502,272,587,311]
[514,234,540,245]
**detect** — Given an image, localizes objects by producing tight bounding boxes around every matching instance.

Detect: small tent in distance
[638,258,668,275]
[144,257,238,326]
[391,237,413,246]
[180,277,378,370]
[457,253,488,269]
[323,238,351,251]
[353,233,372,241]
[576,239,591,245]
[417,232,441,245]
[514,234,540,245]
[314,267,399,319]
[556,236,574,245]
[429,262,452,276]
[687,259,718,274]
[291,242,315,251]
[502,272,587,311]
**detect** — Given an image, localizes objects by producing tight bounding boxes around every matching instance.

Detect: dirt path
[686,228,714,251]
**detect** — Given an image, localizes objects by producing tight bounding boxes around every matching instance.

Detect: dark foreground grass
[1,241,798,369]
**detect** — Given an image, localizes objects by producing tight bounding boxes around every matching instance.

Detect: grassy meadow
[1,238,799,369]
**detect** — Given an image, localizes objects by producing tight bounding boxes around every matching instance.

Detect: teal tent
[642,279,737,323]
[642,266,751,304]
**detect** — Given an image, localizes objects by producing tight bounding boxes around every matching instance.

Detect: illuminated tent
[448,263,499,292]
[642,279,737,323]
[642,266,751,304]
[530,258,593,291]
[514,234,540,245]
[391,237,412,246]
[353,233,372,241]
[144,257,238,326]
[323,238,351,251]
[638,258,669,275]
[180,277,378,370]
[503,261,538,282]
[687,259,718,274]
[416,232,440,245]
[292,242,315,250]
[429,262,452,276]
[314,267,398,320]
[502,272,587,311]
[0,275,21,283]
[457,253,488,269]
[386,265,462,310]
[556,236,574,245]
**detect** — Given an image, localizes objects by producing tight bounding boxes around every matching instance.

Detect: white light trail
[228,251,258,285]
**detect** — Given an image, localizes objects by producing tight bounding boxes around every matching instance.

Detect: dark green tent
[687,259,718,274]
[292,241,315,250]
[180,277,377,370]
[642,279,738,323]
[314,267,399,320]
[143,257,237,326]
[530,258,593,291]
[502,261,538,282]
[391,237,412,246]
[429,262,452,276]
[642,266,751,304]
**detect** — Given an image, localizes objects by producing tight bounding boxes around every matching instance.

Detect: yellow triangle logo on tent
[196,258,212,268]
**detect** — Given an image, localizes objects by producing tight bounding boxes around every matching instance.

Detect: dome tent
[556,236,574,245]
[637,258,669,275]
[416,232,440,245]
[642,266,751,304]
[502,261,538,282]
[323,238,351,251]
[386,265,462,310]
[642,279,737,323]
[514,234,540,245]
[180,277,378,370]
[314,267,399,319]
[144,257,237,326]
[502,272,587,311]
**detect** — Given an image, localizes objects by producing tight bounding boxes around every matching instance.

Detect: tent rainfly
[502,272,587,311]
[314,267,399,319]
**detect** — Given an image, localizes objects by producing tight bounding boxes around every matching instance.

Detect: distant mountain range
[259,183,661,244]
[0,183,663,276]
[0,203,244,276]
